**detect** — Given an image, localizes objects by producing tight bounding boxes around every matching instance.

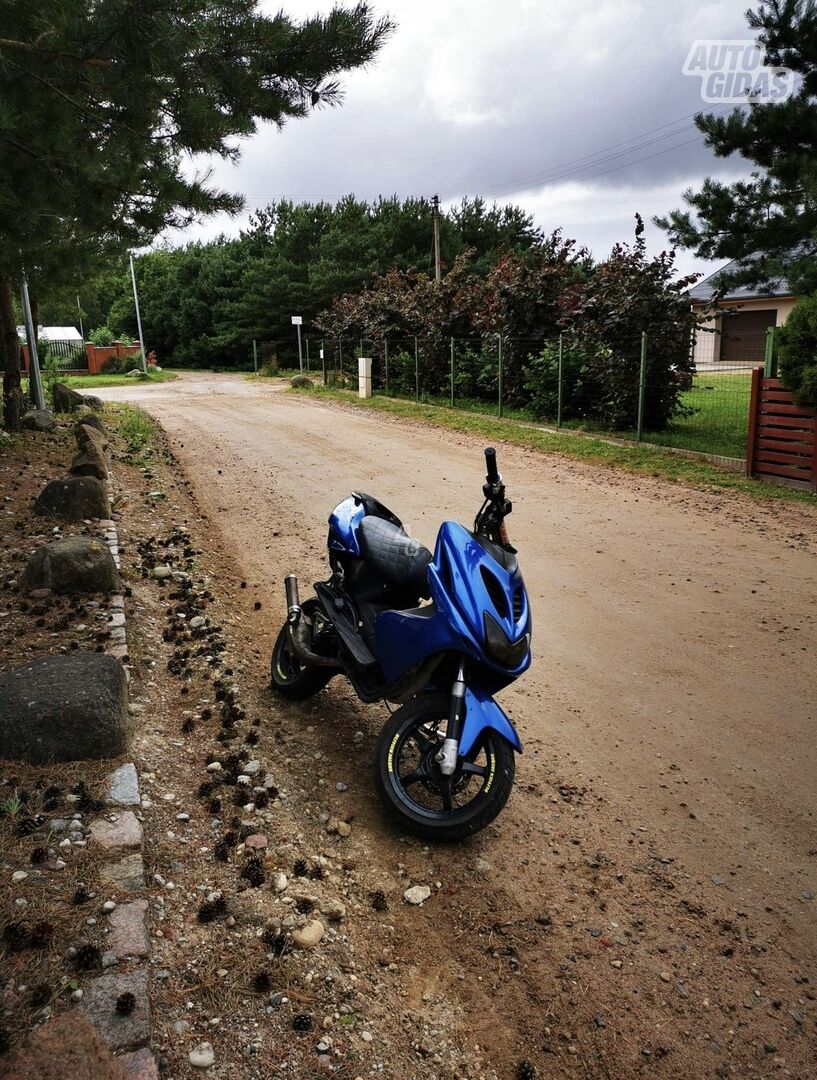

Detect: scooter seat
[358,516,432,597]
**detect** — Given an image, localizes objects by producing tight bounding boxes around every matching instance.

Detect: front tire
[373,692,515,841]
[270,598,336,701]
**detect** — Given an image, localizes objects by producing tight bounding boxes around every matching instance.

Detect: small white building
[16,326,83,343]
[689,260,796,371]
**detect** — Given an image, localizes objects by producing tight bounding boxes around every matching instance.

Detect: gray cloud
[175,0,756,278]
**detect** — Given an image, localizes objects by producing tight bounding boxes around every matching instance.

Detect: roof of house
[16,325,82,342]
[688,256,793,304]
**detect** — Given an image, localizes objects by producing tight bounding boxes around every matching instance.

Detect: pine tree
[655,0,817,294]
[0,1,394,429]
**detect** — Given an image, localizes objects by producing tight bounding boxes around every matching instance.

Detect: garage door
[719,309,776,363]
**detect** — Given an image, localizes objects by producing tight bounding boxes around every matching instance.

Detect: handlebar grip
[484,446,499,483]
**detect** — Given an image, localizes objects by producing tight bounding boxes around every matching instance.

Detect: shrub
[123,354,143,373]
[524,339,601,422]
[102,356,124,374]
[777,294,817,408]
[89,326,115,347]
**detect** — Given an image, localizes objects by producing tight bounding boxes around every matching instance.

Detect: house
[688,258,797,371]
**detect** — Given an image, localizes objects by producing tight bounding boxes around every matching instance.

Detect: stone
[33,475,109,521]
[336,821,352,838]
[84,394,104,410]
[151,565,172,580]
[21,408,56,433]
[1,1013,130,1080]
[75,414,107,440]
[70,437,109,480]
[403,885,432,906]
[52,381,86,413]
[0,653,130,764]
[320,898,346,922]
[118,1048,160,1080]
[108,899,149,958]
[273,872,288,892]
[79,970,150,1052]
[245,833,268,850]
[189,1042,216,1068]
[101,854,145,892]
[290,375,313,388]
[20,536,121,595]
[89,811,143,851]
[659,971,672,983]
[107,763,141,806]
[292,919,325,949]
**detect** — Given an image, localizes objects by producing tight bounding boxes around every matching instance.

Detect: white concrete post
[358,356,372,399]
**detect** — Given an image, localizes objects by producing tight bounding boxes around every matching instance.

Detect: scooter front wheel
[270,598,336,701]
[373,692,515,841]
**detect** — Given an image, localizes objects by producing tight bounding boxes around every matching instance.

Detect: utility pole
[21,273,45,411]
[431,194,441,283]
[76,294,84,342]
[129,254,148,374]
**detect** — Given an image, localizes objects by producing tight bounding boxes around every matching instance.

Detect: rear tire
[270,598,336,701]
[373,691,515,841]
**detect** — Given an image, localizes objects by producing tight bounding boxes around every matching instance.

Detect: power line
[481,105,731,196]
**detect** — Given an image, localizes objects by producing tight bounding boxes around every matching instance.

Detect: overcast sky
[175,0,758,281]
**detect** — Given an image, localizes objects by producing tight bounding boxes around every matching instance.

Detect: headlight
[483,612,529,668]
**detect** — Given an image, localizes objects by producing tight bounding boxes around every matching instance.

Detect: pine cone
[292,1013,313,1032]
[292,858,308,878]
[516,1062,538,1080]
[115,992,136,1016]
[371,889,388,912]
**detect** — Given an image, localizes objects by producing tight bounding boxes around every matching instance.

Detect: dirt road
[97,371,817,1075]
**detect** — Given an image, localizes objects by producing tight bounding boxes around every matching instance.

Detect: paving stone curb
[80,763,159,1077]
[83,455,156,1076]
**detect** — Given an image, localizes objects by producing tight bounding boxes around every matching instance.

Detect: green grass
[643,372,751,459]
[109,402,158,453]
[337,371,752,460]
[292,383,815,505]
[62,370,177,388]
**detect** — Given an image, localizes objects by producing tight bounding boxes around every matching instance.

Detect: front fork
[435,658,466,776]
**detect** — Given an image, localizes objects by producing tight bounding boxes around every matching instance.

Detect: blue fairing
[375,520,531,684]
[460,685,522,757]
[328,495,365,557]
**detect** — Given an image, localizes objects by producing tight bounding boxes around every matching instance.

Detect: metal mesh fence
[40,339,88,371]
[256,325,774,462]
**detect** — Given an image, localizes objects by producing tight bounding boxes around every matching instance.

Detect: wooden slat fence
[746,369,817,492]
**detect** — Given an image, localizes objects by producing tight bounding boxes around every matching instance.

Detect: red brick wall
[20,341,143,376]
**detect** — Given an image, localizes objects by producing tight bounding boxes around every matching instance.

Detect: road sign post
[291,315,303,373]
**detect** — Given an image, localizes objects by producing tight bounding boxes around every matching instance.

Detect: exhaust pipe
[284,576,339,668]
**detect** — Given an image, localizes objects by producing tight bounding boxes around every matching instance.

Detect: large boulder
[0,653,130,764]
[1,1014,130,1080]
[290,374,314,388]
[52,381,86,413]
[33,475,109,521]
[20,536,121,595]
[21,408,56,433]
[84,394,104,411]
[70,436,109,480]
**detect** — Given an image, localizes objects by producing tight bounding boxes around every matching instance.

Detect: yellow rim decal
[387,733,400,773]
[484,751,496,793]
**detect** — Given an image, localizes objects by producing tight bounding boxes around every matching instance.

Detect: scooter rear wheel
[270,598,336,701]
[373,692,515,841]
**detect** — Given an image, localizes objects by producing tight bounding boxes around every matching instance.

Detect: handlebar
[476,446,514,549]
[484,446,499,485]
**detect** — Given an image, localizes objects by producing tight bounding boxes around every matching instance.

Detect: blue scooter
[271,447,531,840]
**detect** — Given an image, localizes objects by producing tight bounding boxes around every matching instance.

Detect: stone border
[77,763,159,1078]
[84,452,155,1075]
